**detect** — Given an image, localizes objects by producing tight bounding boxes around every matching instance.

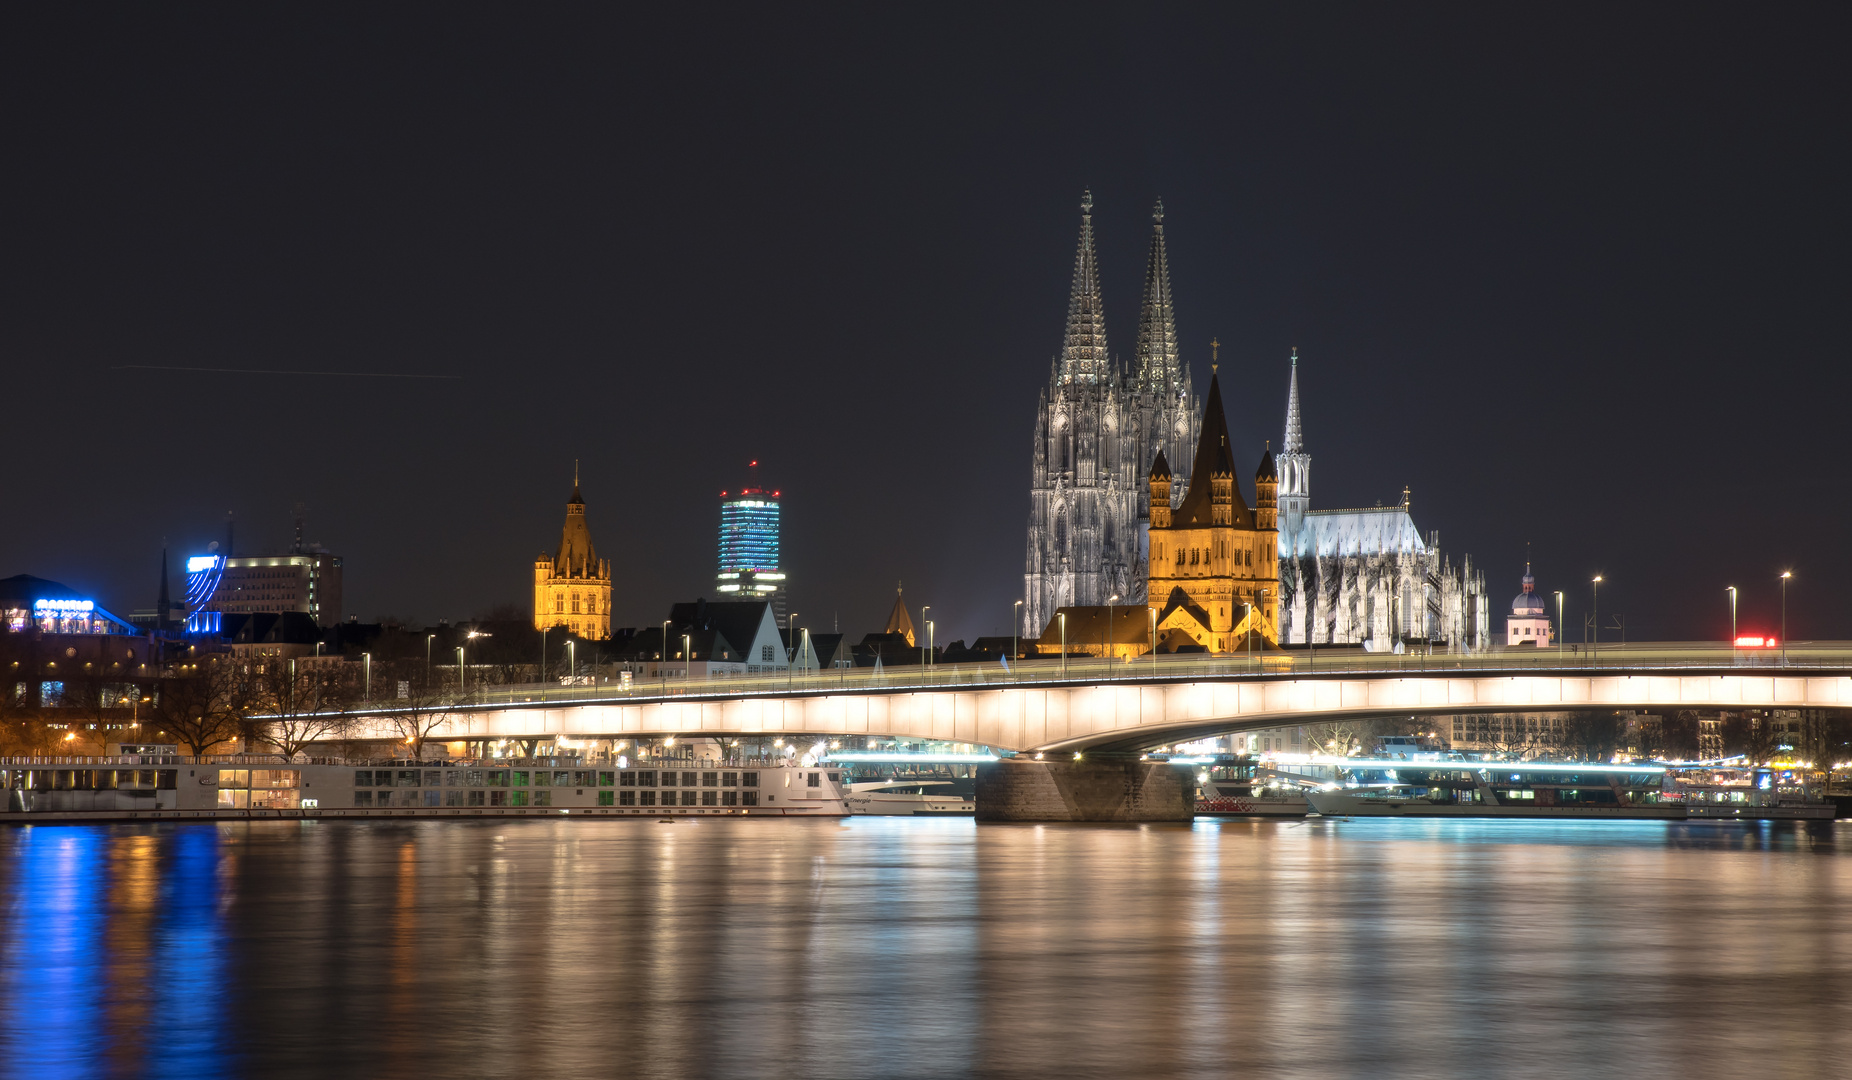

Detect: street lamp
[1058,611,1067,678]
[787,612,799,688]
[1554,591,1564,655]
[1012,600,1022,676]
[1591,576,1602,663]
[540,626,549,684]
[1107,593,1119,666]
[567,639,576,685]
[363,652,371,701]
[1148,606,1157,674]
[921,606,931,668]
[1780,571,1792,666]
[1727,586,1737,652]
[455,646,465,692]
[683,633,692,680]
[426,633,435,674]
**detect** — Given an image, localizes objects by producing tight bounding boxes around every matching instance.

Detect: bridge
[350,643,1852,755]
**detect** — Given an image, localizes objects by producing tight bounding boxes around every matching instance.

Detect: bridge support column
[974,757,1193,822]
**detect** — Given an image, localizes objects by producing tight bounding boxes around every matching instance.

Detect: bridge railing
[369,641,1852,713]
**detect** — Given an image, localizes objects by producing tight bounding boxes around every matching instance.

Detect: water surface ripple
[0,817,1846,1079]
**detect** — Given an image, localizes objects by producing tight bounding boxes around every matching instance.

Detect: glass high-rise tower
[717,461,784,618]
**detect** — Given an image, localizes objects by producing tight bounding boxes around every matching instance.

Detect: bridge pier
[974,757,1193,822]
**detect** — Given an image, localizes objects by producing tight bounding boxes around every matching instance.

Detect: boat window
[620,772,637,787]
[599,772,614,787]
[808,773,820,788]
[512,771,528,788]
[741,791,758,806]
[636,771,657,787]
[702,791,717,806]
[354,770,374,787]
[466,770,484,786]
[660,772,676,787]
[425,771,443,786]
[740,773,758,787]
[681,791,698,806]
[396,771,420,787]
[556,771,573,786]
[640,791,657,806]
[722,791,737,806]
[702,772,718,787]
[681,772,697,787]
[827,772,840,783]
[619,790,636,805]
[722,772,738,787]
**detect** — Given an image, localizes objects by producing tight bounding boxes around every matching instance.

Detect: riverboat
[1303,761,1687,819]
[844,778,976,815]
[0,755,850,822]
[1189,757,1311,817]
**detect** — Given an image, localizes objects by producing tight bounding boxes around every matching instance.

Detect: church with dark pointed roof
[532,468,612,637]
[1023,192,1199,635]
[1145,370,1280,651]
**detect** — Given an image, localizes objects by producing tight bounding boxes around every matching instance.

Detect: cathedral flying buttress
[1024,193,1199,636]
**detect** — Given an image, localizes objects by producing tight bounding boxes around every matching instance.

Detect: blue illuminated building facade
[717,463,785,619]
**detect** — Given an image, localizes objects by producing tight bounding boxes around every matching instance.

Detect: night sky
[4,6,1847,645]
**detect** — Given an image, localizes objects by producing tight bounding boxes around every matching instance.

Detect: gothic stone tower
[533,470,612,638]
[1145,370,1279,650]
[1024,194,1197,636]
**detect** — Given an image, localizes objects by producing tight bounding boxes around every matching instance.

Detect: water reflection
[0,817,1847,1078]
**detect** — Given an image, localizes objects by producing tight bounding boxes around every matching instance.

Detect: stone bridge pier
[975,756,1192,822]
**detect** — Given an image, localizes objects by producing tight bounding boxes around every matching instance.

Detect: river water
[0,816,1847,1079]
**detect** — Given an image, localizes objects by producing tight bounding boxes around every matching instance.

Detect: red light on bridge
[1735,635,1777,648]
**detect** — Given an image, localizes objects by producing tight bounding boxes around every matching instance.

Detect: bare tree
[1722,712,1775,765]
[370,660,464,760]
[150,660,254,755]
[249,657,353,760]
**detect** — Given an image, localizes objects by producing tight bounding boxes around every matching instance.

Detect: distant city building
[1024,193,1199,636]
[612,599,788,678]
[1274,353,1490,651]
[1,575,137,636]
[533,471,612,638]
[1506,563,1553,647]
[883,586,915,647]
[717,462,784,619]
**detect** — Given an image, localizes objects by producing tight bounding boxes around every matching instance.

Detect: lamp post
[455,646,464,692]
[462,630,489,693]
[363,652,371,701]
[1107,594,1118,667]
[800,627,811,680]
[1727,586,1737,652]
[661,620,671,685]
[920,606,931,668]
[1554,591,1564,655]
[1780,571,1792,666]
[1149,606,1157,675]
[1058,612,1067,678]
[541,626,549,684]
[683,633,691,680]
[1013,600,1022,678]
[426,633,435,675]
[787,612,799,688]
[567,639,576,685]
[1591,576,1602,663]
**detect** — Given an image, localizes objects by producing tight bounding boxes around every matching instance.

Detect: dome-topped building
[1505,563,1552,647]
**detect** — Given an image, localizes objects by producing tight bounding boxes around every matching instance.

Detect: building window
[762,645,774,662]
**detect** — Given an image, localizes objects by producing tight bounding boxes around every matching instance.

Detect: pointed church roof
[883,586,916,647]
[1057,190,1109,385]
[1133,199,1180,392]
[1149,448,1172,481]
[1283,348,1304,454]
[555,475,598,568]
[1256,447,1276,482]
[1173,371,1253,528]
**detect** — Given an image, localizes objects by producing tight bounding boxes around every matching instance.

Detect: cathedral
[1023,192,1199,635]
[532,470,612,638]
[1274,354,1490,651]
[1023,193,1490,653]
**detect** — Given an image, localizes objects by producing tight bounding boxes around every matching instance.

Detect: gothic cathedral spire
[1283,348,1305,455]
[1134,199,1180,392]
[1059,190,1109,384]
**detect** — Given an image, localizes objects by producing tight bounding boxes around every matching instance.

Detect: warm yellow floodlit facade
[1145,370,1279,652]
[533,475,612,637]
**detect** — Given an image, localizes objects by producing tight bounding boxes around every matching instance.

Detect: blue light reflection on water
[0,816,1846,1079]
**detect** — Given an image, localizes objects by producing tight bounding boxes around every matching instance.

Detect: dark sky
[4,5,1847,645]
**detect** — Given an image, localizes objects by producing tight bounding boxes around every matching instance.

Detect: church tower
[1023,191,1138,636]
[1277,349,1310,537]
[1125,199,1200,598]
[532,467,612,637]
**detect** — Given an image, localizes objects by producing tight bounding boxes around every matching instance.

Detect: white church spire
[1278,348,1311,537]
[1058,190,1109,384]
[1283,347,1305,454]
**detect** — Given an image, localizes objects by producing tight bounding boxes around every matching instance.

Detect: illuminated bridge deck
[342,643,1852,754]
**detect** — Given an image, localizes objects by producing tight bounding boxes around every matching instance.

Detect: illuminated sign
[1734,635,1777,648]
[33,599,94,613]
[187,555,221,573]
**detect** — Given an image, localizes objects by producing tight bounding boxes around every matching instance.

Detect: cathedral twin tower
[1024,191,1218,636]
